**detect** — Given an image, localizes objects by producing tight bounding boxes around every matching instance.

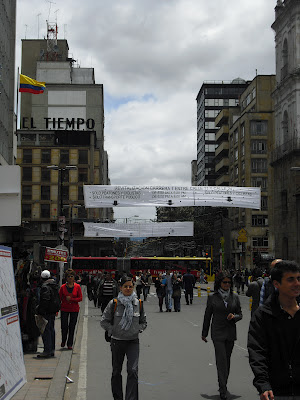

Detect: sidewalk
[12,315,75,400]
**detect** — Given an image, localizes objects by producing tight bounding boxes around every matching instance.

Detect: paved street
[65,287,259,400]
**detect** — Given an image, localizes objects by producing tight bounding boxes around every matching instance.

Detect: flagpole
[16,67,19,132]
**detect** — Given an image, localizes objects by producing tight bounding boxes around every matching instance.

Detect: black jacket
[248,294,300,396]
[202,291,242,341]
[36,279,59,315]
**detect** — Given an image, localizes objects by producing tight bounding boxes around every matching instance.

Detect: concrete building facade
[213,76,276,269]
[271,0,300,264]
[17,38,113,260]
[0,0,16,165]
[196,80,249,186]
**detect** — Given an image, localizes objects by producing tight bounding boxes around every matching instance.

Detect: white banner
[84,221,194,238]
[84,185,261,209]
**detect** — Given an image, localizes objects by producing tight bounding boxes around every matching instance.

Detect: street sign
[238,228,248,243]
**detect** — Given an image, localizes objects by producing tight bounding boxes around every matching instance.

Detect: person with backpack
[59,268,82,350]
[100,275,147,400]
[36,269,60,358]
[259,259,282,306]
[246,268,264,316]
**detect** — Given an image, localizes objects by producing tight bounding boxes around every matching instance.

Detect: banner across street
[83,221,194,238]
[83,185,261,209]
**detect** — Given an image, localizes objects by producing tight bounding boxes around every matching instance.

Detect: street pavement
[12,283,258,400]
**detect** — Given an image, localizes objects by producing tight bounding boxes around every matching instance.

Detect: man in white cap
[36,270,60,358]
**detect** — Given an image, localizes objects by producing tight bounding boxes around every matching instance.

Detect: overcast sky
[16,0,276,221]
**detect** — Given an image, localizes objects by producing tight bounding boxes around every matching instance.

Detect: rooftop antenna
[54,9,59,24]
[37,13,41,39]
[25,24,28,39]
[46,0,56,21]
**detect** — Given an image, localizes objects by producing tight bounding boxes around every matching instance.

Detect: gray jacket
[100,298,147,341]
[202,292,242,342]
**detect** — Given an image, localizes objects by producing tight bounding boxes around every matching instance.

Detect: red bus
[69,256,212,279]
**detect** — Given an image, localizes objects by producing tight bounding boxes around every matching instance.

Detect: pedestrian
[259,258,282,306]
[97,271,119,312]
[233,270,242,294]
[248,260,300,400]
[182,268,195,305]
[135,271,143,299]
[164,268,173,312]
[59,268,82,350]
[142,269,152,301]
[240,270,246,293]
[93,272,102,307]
[246,268,264,315]
[100,276,147,400]
[172,273,182,312]
[202,272,243,400]
[36,269,60,358]
[154,273,165,312]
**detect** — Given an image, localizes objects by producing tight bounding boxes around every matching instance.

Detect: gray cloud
[17,0,276,220]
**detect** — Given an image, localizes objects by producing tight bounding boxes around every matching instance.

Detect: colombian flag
[19,74,46,94]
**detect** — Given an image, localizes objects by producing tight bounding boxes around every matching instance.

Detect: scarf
[218,288,230,308]
[117,291,137,331]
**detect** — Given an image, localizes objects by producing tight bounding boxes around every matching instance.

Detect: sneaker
[37,352,51,358]
[67,346,73,350]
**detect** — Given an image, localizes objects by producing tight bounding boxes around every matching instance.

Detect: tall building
[17,31,113,260]
[196,79,249,186]
[214,76,276,269]
[271,0,300,263]
[0,0,16,165]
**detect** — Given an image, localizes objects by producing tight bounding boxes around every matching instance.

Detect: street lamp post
[64,204,83,268]
[47,165,77,286]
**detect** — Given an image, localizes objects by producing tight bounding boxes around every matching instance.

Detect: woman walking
[172,273,182,312]
[59,269,82,350]
[201,272,242,400]
[154,273,165,312]
[101,276,147,400]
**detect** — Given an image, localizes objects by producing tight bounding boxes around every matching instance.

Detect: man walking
[36,270,60,358]
[248,260,300,399]
[182,268,195,305]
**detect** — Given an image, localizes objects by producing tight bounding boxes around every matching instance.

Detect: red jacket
[59,282,82,312]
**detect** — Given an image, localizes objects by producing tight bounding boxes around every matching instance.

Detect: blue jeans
[42,314,55,355]
[165,289,173,310]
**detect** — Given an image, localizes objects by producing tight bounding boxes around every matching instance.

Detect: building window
[252,215,268,226]
[62,186,69,199]
[41,204,50,218]
[241,142,245,156]
[251,140,267,154]
[41,168,51,182]
[235,148,238,160]
[62,169,69,183]
[60,150,69,164]
[41,149,51,164]
[22,204,31,218]
[41,186,50,200]
[78,186,84,200]
[78,168,88,182]
[261,196,268,211]
[235,165,239,177]
[79,150,88,164]
[234,130,238,143]
[241,124,245,139]
[251,177,268,190]
[22,186,32,200]
[23,149,32,164]
[22,167,32,181]
[78,206,87,218]
[250,120,267,136]
[251,159,268,173]
[252,237,269,247]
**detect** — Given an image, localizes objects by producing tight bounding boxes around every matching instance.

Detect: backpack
[105,298,142,342]
[48,284,61,313]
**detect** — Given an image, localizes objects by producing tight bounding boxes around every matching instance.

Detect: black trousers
[111,339,139,400]
[61,311,78,347]
[42,314,55,355]
[213,340,234,396]
[185,289,193,303]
